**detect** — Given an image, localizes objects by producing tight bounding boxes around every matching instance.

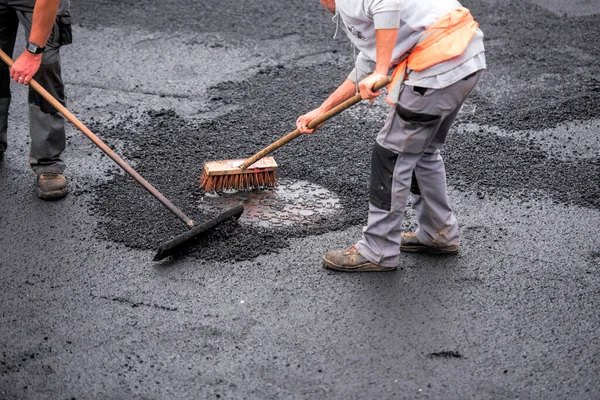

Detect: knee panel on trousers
[370,143,398,212]
[28,61,65,114]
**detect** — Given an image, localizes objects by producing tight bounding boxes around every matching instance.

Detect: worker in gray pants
[353,70,483,269]
[297,0,486,272]
[0,0,72,199]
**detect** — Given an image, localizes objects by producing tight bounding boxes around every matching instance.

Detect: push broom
[0,49,243,261]
[200,76,391,192]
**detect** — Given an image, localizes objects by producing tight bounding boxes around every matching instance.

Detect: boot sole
[322,257,396,272]
[400,245,459,255]
[37,187,68,200]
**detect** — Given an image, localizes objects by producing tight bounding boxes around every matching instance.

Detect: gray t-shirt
[335,0,486,89]
[4,0,70,16]
[58,0,70,16]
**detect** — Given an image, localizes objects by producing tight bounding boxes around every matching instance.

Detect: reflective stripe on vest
[386,8,479,104]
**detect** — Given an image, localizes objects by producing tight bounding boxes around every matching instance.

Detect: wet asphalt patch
[88,61,599,262]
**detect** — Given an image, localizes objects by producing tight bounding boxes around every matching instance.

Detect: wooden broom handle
[241,76,391,170]
[0,49,196,228]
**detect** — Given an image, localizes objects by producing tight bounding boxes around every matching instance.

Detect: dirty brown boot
[400,232,459,255]
[322,245,396,272]
[37,172,68,199]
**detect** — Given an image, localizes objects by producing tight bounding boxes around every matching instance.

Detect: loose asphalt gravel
[1,0,599,399]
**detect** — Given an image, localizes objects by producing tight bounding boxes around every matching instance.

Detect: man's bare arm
[29,0,61,48]
[358,28,398,101]
[296,79,356,134]
[10,0,60,85]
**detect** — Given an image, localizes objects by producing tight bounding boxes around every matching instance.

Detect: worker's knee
[369,143,398,211]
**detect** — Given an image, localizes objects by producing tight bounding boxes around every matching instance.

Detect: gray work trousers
[0,1,68,174]
[355,70,483,267]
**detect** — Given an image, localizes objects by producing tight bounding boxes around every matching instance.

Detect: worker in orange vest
[297,0,486,272]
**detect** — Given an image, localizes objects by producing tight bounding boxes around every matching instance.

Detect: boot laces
[40,172,60,179]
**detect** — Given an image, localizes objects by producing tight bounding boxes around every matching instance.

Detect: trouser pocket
[393,104,441,154]
[28,61,66,114]
[56,14,72,46]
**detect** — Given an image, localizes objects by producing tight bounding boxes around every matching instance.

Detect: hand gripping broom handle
[241,76,391,170]
[0,49,196,228]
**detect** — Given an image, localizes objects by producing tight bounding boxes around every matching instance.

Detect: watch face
[27,43,42,54]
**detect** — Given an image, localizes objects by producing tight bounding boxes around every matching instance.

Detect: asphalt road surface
[1,0,599,399]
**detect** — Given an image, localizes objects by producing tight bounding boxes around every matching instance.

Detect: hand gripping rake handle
[241,76,391,170]
[0,49,196,228]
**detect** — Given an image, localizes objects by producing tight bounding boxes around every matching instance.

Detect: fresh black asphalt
[1,0,599,398]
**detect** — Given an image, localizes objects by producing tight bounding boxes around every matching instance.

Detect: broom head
[200,156,278,192]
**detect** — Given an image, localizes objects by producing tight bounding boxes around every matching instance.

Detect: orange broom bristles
[199,157,278,192]
[200,170,276,192]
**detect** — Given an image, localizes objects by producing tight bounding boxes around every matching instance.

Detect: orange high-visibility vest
[386,8,479,104]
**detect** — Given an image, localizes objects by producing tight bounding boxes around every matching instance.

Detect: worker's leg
[355,144,423,267]
[355,87,445,267]
[409,109,461,249]
[16,8,67,174]
[0,3,19,156]
[409,71,483,249]
[355,71,483,266]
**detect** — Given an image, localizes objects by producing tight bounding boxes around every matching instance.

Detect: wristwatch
[26,42,45,55]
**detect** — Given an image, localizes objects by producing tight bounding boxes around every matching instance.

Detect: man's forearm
[319,79,357,112]
[29,0,60,47]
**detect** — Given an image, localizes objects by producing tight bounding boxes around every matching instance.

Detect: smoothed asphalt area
[1,0,599,398]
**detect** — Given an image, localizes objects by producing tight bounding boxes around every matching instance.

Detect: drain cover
[200,178,342,228]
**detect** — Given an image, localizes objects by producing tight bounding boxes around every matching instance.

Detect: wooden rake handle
[0,48,196,228]
[241,76,391,170]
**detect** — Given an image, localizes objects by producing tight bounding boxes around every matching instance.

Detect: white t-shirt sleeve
[370,0,400,29]
[373,11,400,29]
[369,0,401,13]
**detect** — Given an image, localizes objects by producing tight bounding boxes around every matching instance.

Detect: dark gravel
[2,1,599,399]
[72,0,337,43]
[466,1,600,130]
[89,64,375,261]
[89,2,600,259]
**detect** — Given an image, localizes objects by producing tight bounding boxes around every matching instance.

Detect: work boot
[37,172,68,199]
[322,245,396,272]
[400,232,459,255]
